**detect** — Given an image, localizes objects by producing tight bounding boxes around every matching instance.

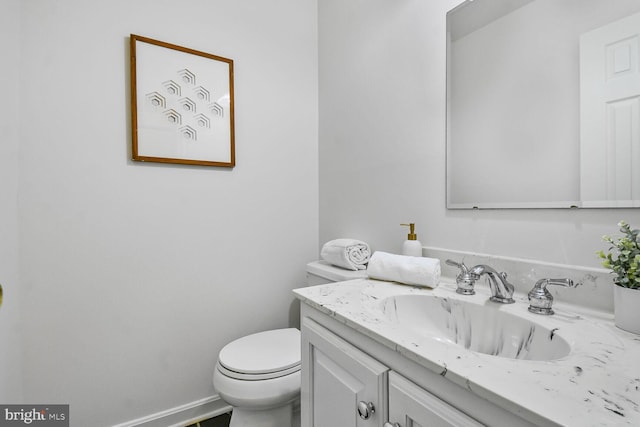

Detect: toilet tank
[305,260,368,286]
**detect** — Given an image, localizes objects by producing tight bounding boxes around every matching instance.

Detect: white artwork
[131,35,235,167]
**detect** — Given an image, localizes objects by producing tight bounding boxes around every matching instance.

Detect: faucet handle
[528,278,575,315]
[445,259,477,295]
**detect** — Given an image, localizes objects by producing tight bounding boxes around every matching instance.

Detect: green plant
[598,221,640,289]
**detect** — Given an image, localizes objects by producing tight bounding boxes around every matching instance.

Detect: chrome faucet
[469,264,515,304]
[527,278,575,315]
[445,259,476,295]
[446,260,516,304]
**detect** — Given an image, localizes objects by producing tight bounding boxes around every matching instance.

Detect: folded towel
[367,251,440,288]
[320,239,371,271]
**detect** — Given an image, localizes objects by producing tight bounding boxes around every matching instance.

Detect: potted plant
[598,221,640,334]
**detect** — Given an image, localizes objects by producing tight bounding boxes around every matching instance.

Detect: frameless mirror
[447,0,640,209]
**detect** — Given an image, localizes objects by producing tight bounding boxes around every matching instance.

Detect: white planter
[614,284,640,334]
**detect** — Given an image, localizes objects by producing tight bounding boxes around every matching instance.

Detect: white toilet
[213,260,367,427]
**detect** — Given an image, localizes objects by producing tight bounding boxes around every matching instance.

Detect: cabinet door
[388,372,483,427]
[301,317,389,427]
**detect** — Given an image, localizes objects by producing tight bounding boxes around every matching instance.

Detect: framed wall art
[130,34,235,167]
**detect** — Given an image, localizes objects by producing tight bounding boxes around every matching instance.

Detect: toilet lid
[218,328,301,378]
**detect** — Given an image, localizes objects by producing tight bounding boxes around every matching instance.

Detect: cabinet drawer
[388,371,483,427]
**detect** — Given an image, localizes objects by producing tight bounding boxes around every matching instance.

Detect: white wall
[0,0,23,404]
[14,0,318,425]
[319,0,636,269]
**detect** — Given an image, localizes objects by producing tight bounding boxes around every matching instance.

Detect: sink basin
[381,295,571,361]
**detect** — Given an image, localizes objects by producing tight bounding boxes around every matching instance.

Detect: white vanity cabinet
[301,316,485,427]
[299,302,539,427]
[301,317,388,426]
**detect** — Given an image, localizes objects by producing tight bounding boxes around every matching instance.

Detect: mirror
[447,0,640,209]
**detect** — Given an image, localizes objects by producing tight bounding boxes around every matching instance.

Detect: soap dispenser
[400,223,422,257]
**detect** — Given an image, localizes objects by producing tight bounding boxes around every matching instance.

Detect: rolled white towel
[367,251,440,288]
[320,239,371,271]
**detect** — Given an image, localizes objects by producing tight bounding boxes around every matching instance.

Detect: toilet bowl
[213,261,368,427]
[213,328,301,427]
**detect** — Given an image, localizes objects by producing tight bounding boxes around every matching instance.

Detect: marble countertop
[294,278,640,426]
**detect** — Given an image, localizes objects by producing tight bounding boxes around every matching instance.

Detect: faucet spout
[469,265,515,304]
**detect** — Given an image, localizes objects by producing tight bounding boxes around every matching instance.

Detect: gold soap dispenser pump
[400,223,422,257]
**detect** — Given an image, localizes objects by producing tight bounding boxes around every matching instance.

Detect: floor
[185,411,231,427]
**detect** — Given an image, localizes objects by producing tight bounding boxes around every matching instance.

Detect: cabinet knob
[357,401,375,420]
[384,423,400,427]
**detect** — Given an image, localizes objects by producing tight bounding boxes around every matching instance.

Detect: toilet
[213,260,368,427]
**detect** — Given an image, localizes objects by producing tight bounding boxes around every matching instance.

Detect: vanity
[294,271,640,426]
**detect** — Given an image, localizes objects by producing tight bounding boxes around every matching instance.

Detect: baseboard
[111,395,232,427]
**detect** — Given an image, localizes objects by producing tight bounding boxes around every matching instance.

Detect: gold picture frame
[130,35,235,167]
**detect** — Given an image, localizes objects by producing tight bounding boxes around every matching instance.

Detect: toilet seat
[217,328,301,381]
